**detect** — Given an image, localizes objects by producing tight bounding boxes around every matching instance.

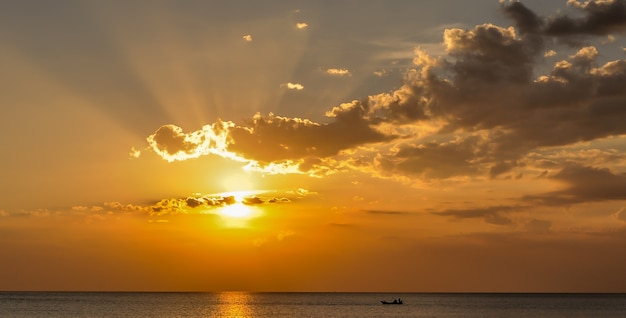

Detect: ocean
[1,292,625,317]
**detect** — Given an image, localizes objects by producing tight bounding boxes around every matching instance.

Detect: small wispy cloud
[614,208,626,222]
[129,146,141,159]
[602,35,615,45]
[296,22,308,29]
[243,34,253,42]
[373,69,389,77]
[281,82,304,90]
[364,209,409,215]
[326,68,351,76]
[544,50,557,57]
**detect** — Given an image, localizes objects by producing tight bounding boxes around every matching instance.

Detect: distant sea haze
[1,292,625,317]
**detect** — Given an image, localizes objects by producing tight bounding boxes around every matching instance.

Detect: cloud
[72,205,104,212]
[95,188,313,218]
[525,218,552,233]
[544,49,557,57]
[104,202,151,215]
[296,22,308,29]
[615,207,626,222]
[373,69,389,77]
[325,68,351,76]
[433,205,526,225]
[603,34,616,44]
[243,34,253,42]
[501,1,543,35]
[146,120,238,163]
[547,0,626,36]
[227,112,392,170]
[504,0,626,38]
[364,209,409,215]
[287,188,317,197]
[524,165,626,205]
[441,23,538,85]
[268,197,290,203]
[142,1,626,183]
[281,82,304,90]
[128,146,142,159]
[243,196,264,205]
[185,197,204,208]
[368,31,626,178]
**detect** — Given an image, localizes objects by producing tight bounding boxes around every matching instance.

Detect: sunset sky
[2,0,626,292]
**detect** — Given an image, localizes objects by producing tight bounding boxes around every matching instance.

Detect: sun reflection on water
[215,292,254,318]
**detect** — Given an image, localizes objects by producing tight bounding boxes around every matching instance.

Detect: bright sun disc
[220,203,252,218]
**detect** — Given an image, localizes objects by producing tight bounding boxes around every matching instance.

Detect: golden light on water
[215,292,254,318]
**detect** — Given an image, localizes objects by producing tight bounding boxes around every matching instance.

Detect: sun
[220,202,253,218]
[213,190,264,227]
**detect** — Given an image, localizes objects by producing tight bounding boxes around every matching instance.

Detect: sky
[1,0,626,292]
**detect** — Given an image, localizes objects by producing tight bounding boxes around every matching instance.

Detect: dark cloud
[99,190,309,218]
[443,23,537,85]
[377,137,484,179]
[502,1,626,38]
[365,87,429,124]
[364,209,409,215]
[104,201,149,213]
[183,195,238,209]
[369,26,626,177]
[502,2,543,35]
[433,205,527,225]
[544,0,626,36]
[268,197,290,203]
[524,165,626,205]
[243,196,264,205]
[228,110,393,165]
[185,197,204,208]
[328,222,356,228]
[145,1,626,182]
[150,198,186,216]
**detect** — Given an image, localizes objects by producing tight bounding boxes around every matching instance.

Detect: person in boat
[398,298,402,304]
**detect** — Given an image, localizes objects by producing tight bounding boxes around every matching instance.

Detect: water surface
[1,292,625,317]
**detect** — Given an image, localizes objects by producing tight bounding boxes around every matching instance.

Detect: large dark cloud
[502,1,543,35]
[524,165,626,205]
[544,0,626,36]
[436,164,626,225]
[362,18,626,178]
[146,0,626,185]
[376,137,485,179]
[228,110,393,164]
[504,0,626,37]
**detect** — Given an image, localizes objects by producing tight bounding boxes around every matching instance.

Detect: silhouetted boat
[381,299,403,305]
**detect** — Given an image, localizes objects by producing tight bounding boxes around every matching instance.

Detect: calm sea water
[1,292,625,317]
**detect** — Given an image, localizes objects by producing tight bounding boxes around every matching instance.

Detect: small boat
[381,299,403,305]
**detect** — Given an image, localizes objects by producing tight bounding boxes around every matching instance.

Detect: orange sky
[1,0,626,292]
